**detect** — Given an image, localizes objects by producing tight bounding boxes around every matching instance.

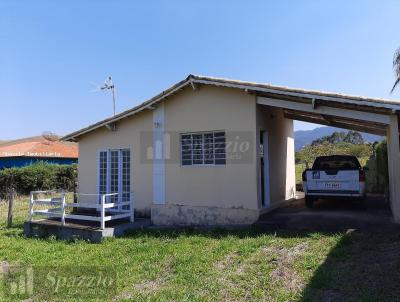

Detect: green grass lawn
[1,198,400,301]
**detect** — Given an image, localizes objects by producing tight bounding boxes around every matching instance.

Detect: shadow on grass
[123,226,400,301]
[300,230,400,302]
[122,225,333,240]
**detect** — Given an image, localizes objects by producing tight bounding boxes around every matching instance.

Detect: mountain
[294,126,382,151]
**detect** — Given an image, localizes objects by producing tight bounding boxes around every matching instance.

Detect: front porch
[24,218,150,243]
[24,191,149,242]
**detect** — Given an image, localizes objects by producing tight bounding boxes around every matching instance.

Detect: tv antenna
[100,76,116,116]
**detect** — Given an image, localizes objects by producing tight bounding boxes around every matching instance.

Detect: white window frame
[97,148,131,204]
[97,150,109,201]
[180,131,226,167]
[121,149,131,207]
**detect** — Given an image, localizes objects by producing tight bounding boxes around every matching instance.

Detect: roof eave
[62,74,400,141]
[190,75,400,111]
[62,75,194,141]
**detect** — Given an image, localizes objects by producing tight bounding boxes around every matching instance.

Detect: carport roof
[62,74,400,141]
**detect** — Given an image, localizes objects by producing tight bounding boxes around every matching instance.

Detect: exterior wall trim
[153,103,166,205]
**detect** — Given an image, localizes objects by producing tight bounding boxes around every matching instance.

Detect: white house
[63,75,400,225]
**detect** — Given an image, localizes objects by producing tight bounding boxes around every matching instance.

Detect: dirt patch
[113,257,174,301]
[138,257,174,291]
[264,242,309,291]
[133,278,166,292]
[113,275,167,301]
[0,261,10,275]
[212,242,309,300]
[214,252,238,272]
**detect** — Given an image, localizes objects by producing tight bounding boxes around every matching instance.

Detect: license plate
[324,182,341,189]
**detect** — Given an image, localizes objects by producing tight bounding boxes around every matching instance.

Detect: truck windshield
[312,157,361,170]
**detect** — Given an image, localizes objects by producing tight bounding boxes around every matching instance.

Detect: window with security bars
[98,149,130,204]
[181,131,226,166]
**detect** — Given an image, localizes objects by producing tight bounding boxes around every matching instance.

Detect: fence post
[61,191,66,226]
[100,194,105,230]
[29,192,34,222]
[7,188,15,228]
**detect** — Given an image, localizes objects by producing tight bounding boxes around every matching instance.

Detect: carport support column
[387,114,400,223]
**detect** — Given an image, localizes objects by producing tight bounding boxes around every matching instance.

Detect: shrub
[0,162,77,198]
[364,140,388,193]
[375,140,388,190]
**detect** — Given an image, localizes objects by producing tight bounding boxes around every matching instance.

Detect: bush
[375,140,388,191]
[0,162,77,198]
[364,140,388,193]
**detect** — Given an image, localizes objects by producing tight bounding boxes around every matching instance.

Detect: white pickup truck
[302,155,366,208]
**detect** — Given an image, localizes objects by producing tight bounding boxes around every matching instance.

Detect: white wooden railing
[29,191,134,229]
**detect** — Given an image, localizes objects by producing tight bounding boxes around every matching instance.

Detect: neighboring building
[63,74,400,226]
[0,135,78,169]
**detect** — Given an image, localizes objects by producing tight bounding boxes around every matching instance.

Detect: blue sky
[1,0,399,139]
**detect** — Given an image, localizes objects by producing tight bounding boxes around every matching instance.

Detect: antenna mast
[101,76,116,116]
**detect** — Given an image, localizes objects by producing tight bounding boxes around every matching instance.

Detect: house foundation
[151,204,260,226]
[24,218,150,243]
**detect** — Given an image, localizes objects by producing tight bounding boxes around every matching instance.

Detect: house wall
[76,85,294,225]
[256,105,296,210]
[151,85,260,225]
[77,110,153,215]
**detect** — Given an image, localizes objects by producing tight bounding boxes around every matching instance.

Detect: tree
[344,131,364,144]
[392,47,400,93]
[311,131,345,146]
[310,130,363,146]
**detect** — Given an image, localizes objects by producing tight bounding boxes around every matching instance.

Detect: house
[0,135,78,169]
[63,75,400,226]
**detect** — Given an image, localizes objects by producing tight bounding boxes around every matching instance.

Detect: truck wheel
[305,196,314,208]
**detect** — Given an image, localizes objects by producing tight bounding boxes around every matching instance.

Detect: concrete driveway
[256,194,399,232]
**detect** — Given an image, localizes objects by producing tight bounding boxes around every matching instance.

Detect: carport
[254,87,400,221]
[178,75,400,223]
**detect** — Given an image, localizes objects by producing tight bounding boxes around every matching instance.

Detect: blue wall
[0,157,77,169]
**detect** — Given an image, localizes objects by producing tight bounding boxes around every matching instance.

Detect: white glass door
[98,149,130,206]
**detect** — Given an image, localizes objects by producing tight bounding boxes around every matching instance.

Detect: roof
[62,74,400,141]
[0,135,78,159]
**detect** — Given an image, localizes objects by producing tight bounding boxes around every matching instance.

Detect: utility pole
[7,188,15,228]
